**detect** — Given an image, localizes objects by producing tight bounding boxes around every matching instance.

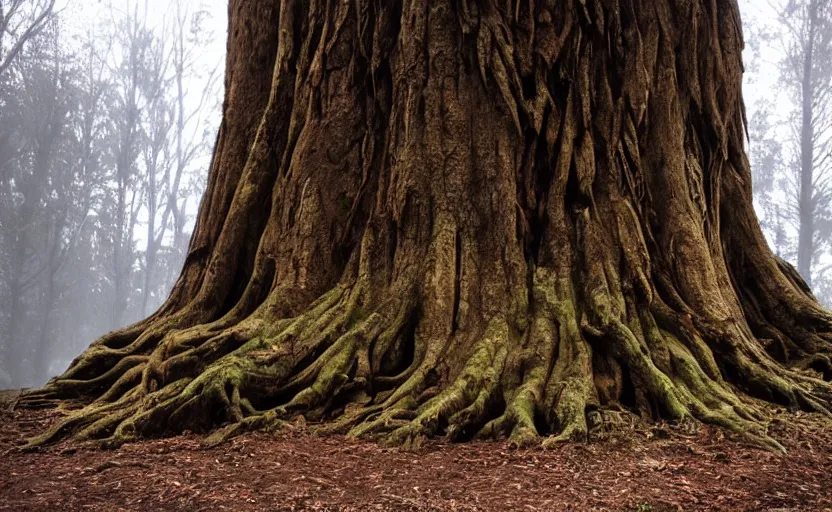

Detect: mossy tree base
[18,0,832,452]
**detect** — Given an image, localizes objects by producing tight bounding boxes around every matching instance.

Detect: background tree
[742,0,832,300]
[780,0,832,288]
[0,0,57,78]
[0,16,75,387]
[103,2,160,329]
[19,0,832,452]
[0,235,9,387]
[139,1,220,317]
[0,0,59,390]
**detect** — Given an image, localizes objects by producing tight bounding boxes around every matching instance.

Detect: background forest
[0,0,224,388]
[0,0,829,390]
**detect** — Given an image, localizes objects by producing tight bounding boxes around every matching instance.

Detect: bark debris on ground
[2,393,831,511]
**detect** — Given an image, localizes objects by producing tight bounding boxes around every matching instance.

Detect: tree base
[17,269,832,453]
[15,0,832,455]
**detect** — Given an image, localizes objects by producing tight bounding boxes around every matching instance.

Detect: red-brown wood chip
[1,396,830,511]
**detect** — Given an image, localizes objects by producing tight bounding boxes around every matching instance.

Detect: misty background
[0,0,225,388]
[0,0,828,389]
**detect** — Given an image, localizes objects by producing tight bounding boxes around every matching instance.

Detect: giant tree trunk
[19,0,832,451]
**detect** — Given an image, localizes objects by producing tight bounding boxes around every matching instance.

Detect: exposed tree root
[18,270,831,453]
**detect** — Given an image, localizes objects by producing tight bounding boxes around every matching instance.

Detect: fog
[0,0,826,389]
[0,0,225,388]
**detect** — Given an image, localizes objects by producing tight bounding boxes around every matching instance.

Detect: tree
[0,14,78,387]
[19,0,832,452]
[740,4,790,255]
[745,0,832,295]
[0,231,9,388]
[138,0,220,318]
[103,2,158,330]
[0,0,57,79]
[777,0,832,289]
[28,25,108,383]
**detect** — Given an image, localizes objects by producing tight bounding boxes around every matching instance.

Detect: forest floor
[1,390,831,511]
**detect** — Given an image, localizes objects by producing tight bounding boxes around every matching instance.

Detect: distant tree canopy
[19,0,832,452]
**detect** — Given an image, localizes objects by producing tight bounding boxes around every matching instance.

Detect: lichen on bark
[17,0,832,452]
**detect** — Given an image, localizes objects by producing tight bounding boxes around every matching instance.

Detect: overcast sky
[63,0,227,41]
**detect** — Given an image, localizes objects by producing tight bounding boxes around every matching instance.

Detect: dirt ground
[1,390,831,511]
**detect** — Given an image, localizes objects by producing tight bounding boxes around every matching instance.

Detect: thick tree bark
[19,0,832,451]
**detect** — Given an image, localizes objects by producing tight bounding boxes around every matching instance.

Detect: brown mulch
[1,391,831,511]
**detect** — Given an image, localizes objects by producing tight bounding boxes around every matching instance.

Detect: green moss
[336,192,351,213]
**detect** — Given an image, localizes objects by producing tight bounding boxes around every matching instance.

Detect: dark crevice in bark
[452,229,462,335]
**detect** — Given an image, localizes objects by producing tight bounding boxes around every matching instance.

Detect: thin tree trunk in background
[141,147,159,318]
[113,139,130,329]
[34,231,58,384]
[6,93,63,385]
[169,9,188,292]
[111,10,143,330]
[799,0,818,287]
[0,232,9,386]
[6,245,24,384]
